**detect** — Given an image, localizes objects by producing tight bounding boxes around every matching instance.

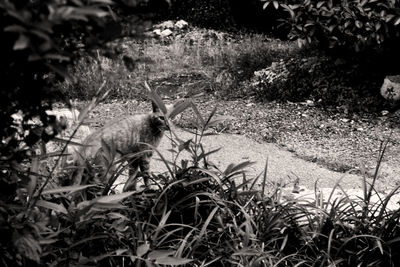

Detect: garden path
[150,128,364,190]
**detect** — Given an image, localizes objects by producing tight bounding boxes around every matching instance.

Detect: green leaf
[316,1,324,8]
[147,250,174,260]
[223,161,254,177]
[89,0,114,4]
[198,206,219,239]
[36,200,68,214]
[178,139,192,152]
[394,17,400,26]
[4,25,26,33]
[13,34,29,50]
[263,1,270,9]
[153,210,171,242]
[75,7,109,18]
[197,147,221,161]
[14,233,41,263]
[155,257,193,265]
[42,185,96,195]
[168,99,192,119]
[145,81,167,114]
[44,53,71,61]
[376,239,384,255]
[273,1,279,9]
[207,115,235,128]
[190,102,205,127]
[136,243,150,257]
[27,157,39,198]
[375,22,382,31]
[93,191,134,203]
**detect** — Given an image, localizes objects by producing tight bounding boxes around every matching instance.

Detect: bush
[249,51,390,111]
[263,0,400,52]
[0,1,159,265]
[212,35,298,98]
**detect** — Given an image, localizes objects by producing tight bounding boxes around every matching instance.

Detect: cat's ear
[152,100,160,113]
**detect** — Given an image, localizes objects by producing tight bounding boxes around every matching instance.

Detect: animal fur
[72,102,169,192]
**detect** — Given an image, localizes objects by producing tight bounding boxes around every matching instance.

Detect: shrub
[249,52,389,111]
[0,1,159,265]
[262,0,400,52]
[212,35,298,98]
[0,0,147,163]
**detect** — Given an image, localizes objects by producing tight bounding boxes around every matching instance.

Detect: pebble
[306,100,315,107]
[381,110,389,116]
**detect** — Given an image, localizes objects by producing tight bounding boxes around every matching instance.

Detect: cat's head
[149,113,169,133]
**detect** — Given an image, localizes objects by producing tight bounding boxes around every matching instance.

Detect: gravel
[79,95,400,190]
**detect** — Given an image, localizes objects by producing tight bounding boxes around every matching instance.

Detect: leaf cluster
[262,0,400,52]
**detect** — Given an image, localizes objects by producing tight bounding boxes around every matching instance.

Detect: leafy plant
[262,0,400,51]
[0,1,159,265]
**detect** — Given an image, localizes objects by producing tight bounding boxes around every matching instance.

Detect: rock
[306,100,315,107]
[175,19,188,29]
[158,20,174,29]
[45,108,91,141]
[46,108,79,128]
[153,29,161,36]
[160,29,173,37]
[381,110,389,116]
[380,75,400,102]
[45,108,91,168]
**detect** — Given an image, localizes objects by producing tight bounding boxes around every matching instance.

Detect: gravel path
[151,128,364,190]
[81,98,399,191]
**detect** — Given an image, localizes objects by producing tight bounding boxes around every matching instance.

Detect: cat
[71,101,169,192]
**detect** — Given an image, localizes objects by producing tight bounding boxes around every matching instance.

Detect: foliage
[59,28,298,101]
[0,1,159,265]
[262,0,400,51]
[1,0,102,160]
[248,52,390,111]
[0,0,151,165]
[3,89,400,266]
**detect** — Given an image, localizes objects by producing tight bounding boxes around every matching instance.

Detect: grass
[58,28,297,100]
